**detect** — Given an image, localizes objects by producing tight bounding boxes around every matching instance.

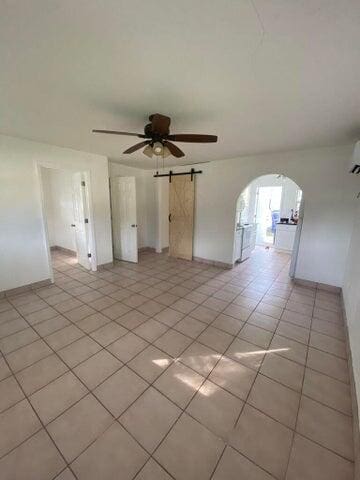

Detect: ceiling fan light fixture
[153,141,163,156]
[143,144,153,158]
[162,146,171,158]
[93,113,218,159]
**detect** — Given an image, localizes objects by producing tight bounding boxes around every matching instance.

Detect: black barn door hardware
[153,168,202,182]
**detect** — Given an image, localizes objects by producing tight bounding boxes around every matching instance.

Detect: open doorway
[39,166,96,276]
[234,174,303,277]
[255,185,283,245]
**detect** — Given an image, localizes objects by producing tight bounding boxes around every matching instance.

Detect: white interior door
[110,176,138,263]
[72,172,91,269]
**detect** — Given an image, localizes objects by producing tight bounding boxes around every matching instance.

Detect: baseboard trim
[137,248,231,269]
[97,261,114,270]
[341,292,360,479]
[193,256,232,269]
[293,277,341,293]
[138,247,169,254]
[51,245,77,256]
[0,278,52,297]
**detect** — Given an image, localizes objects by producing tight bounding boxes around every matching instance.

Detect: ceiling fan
[92,113,217,158]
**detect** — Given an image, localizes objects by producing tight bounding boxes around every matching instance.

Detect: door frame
[37,163,97,282]
[289,196,305,278]
[254,185,283,246]
[109,175,138,263]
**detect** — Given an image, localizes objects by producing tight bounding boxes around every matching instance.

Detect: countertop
[236,223,255,231]
[276,222,298,226]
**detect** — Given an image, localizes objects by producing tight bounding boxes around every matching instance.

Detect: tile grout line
[147,264,283,478]
[283,281,316,479]
[1,262,233,476]
[0,352,80,480]
[1,258,344,411]
[0,252,350,478]
[1,250,345,356]
[1,283,347,363]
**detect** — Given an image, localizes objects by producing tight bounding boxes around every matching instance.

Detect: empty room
[1,1,360,479]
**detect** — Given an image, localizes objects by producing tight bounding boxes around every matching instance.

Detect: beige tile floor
[0,247,354,480]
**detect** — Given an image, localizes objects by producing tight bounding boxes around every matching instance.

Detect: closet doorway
[39,166,96,280]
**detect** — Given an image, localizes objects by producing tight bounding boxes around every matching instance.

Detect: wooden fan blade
[166,134,217,143]
[149,113,171,135]
[123,141,150,154]
[92,129,146,138]
[164,141,185,158]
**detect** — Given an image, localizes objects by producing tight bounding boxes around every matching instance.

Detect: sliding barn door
[169,176,195,260]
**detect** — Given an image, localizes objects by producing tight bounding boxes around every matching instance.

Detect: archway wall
[236,174,300,223]
[234,174,301,261]
[169,144,357,287]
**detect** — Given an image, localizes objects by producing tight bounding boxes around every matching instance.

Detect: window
[295,189,303,213]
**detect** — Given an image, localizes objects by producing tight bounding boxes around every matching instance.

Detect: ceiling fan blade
[164,141,185,158]
[166,134,217,143]
[123,141,150,154]
[149,113,171,135]
[92,129,146,138]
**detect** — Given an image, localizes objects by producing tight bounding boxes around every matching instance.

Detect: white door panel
[111,176,138,263]
[72,172,91,269]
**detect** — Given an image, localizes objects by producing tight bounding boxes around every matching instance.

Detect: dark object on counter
[280,217,289,223]
[290,209,299,224]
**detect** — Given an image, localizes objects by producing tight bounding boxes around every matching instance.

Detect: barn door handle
[168,213,172,223]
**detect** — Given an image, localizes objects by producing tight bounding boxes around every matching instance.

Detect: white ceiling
[1,0,360,168]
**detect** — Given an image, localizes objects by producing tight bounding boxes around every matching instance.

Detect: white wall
[0,134,113,292]
[112,145,357,288]
[343,201,360,417]
[41,168,56,246]
[279,177,301,219]
[161,179,169,249]
[1,135,356,293]
[42,168,76,251]
[145,173,157,250]
[156,145,357,287]
[157,178,169,251]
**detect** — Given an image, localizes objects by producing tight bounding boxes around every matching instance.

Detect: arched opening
[233,173,303,277]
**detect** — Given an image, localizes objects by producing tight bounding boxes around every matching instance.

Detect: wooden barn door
[169,175,195,260]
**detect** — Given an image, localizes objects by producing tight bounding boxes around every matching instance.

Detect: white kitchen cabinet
[234,224,257,263]
[274,224,297,252]
[234,229,242,262]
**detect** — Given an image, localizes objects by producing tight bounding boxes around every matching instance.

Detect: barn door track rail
[153,168,202,182]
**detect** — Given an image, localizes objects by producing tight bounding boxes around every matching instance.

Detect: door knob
[131,224,137,227]
[71,224,76,227]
